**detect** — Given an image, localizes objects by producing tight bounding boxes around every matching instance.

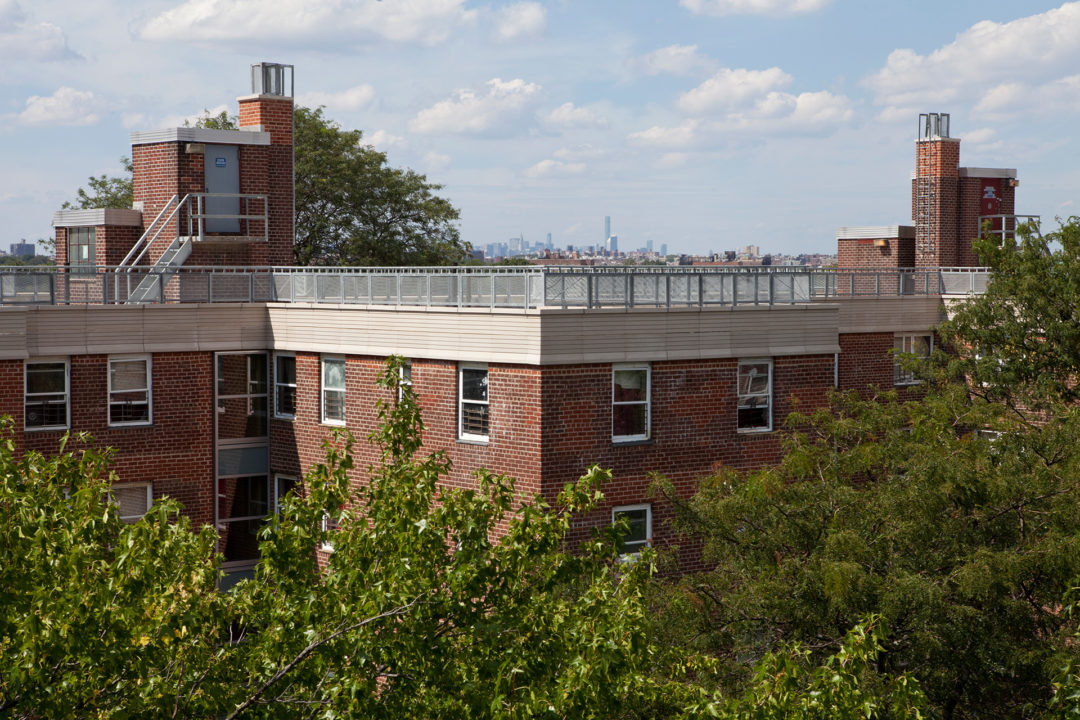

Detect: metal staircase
[116,194,191,303]
[116,192,267,303]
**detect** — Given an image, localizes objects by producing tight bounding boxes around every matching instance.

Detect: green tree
[0,361,673,718]
[0,423,226,717]
[62,157,134,210]
[293,106,466,266]
[652,218,1080,719]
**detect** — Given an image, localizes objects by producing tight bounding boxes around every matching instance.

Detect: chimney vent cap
[251,63,294,97]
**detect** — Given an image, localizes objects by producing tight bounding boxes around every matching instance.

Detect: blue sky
[2,0,1078,257]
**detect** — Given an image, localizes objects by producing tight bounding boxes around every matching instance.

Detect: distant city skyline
[2,1,1079,257]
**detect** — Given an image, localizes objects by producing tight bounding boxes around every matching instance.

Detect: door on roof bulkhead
[204,144,240,233]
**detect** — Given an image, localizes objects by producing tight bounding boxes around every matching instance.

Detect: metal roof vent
[918,112,950,140]
[251,63,294,97]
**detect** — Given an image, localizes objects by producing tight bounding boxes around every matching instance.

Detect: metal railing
[0,265,992,308]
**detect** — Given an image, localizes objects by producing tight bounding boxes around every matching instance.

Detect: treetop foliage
[650,217,1080,720]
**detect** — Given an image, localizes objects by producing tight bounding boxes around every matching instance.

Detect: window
[274,354,296,419]
[321,357,346,425]
[108,355,152,426]
[274,475,297,514]
[217,475,271,541]
[68,227,95,276]
[737,359,772,432]
[25,360,69,431]
[458,363,488,442]
[894,334,932,385]
[612,364,650,442]
[613,504,651,556]
[110,482,152,524]
[399,359,412,402]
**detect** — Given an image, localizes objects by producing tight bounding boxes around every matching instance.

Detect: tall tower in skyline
[604,216,611,245]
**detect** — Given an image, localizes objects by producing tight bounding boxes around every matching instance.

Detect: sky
[2,0,1079,257]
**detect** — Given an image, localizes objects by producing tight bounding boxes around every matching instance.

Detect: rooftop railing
[0,265,991,309]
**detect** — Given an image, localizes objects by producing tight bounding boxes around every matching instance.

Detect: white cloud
[410,78,543,135]
[553,144,608,161]
[494,2,545,41]
[365,129,406,150]
[148,104,231,130]
[17,87,102,126]
[865,2,1080,115]
[628,120,703,149]
[0,0,80,62]
[631,44,717,77]
[680,0,830,16]
[678,67,792,114]
[629,87,852,148]
[298,85,376,112]
[657,152,690,168]
[543,102,607,129]
[525,159,586,178]
[140,0,477,46]
[972,75,1080,119]
[424,151,451,171]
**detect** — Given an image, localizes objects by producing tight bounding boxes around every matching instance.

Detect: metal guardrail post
[249,273,255,303]
[768,272,774,305]
[628,274,634,309]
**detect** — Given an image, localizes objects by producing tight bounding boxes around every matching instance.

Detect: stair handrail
[119,194,188,270]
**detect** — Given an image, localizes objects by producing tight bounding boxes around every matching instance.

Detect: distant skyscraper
[546,232,552,250]
[660,243,668,256]
[607,234,618,254]
[604,216,611,244]
[646,239,653,253]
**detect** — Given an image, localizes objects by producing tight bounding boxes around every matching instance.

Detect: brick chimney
[237,63,294,266]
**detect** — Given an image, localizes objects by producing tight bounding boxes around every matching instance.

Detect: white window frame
[274,353,297,420]
[110,482,153,524]
[737,358,773,433]
[273,474,297,514]
[25,358,70,432]
[320,356,346,426]
[319,511,336,552]
[612,363,651,443]
[398,359,412,402]
[894,334,933,386]
[107,354,153,427]
[612,503,652,557]
[458,362,489,443]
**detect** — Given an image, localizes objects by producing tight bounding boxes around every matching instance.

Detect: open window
[737,359,772,432]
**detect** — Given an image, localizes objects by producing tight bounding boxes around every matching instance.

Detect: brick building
[0,72,1031,573]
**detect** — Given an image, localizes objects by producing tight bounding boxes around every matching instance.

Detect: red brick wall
[913,139,960,267]
[238,96,294,266]
[540,356,834,573]
[837,237,915,270]
[270,356,544,510]
[131,142,184,264]
[2,353,215,525]
[838,332,894,397]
